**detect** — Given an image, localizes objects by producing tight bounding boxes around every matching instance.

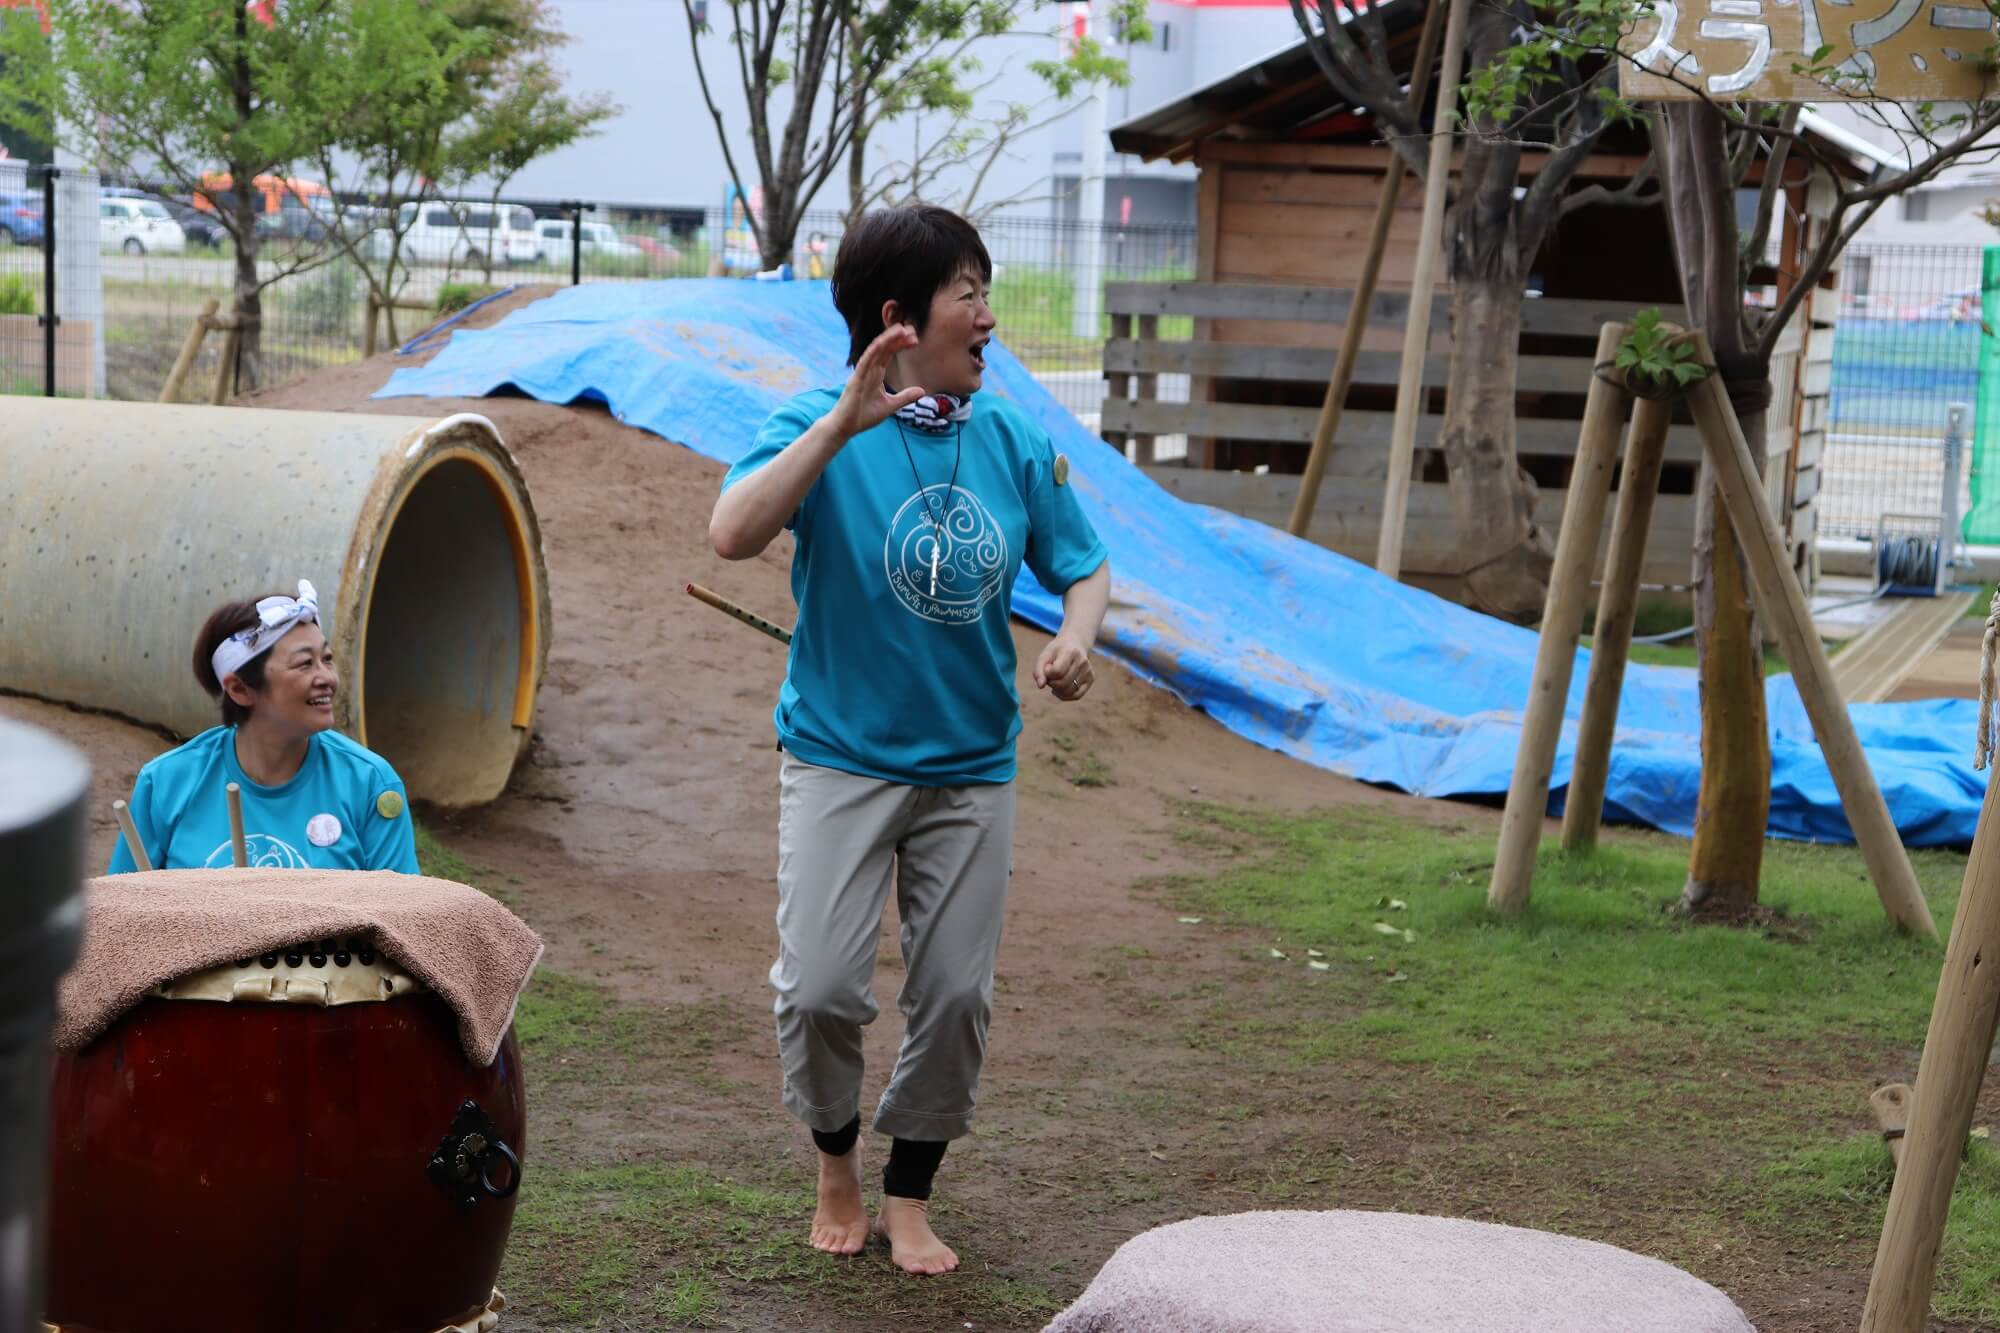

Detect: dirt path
[9,294,1961,1330]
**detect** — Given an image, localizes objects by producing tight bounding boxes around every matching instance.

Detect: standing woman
[709,205,1110,1274]
[108,581,419,875]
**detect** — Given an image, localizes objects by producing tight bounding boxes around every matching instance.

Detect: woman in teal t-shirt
[711,205,1110,1277]
[108,581,418,875]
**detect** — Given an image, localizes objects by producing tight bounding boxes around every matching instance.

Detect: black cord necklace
[892,413,964,599]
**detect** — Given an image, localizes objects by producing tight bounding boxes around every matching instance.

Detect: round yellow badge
[1054,454,1070,486]
[376,790,406,820]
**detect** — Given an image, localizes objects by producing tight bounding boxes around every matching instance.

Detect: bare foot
[810,1144,868,1255]
[873,1195,959,1275]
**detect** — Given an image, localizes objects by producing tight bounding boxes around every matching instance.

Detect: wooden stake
[159,298,219,404]
[1562,392,1674,853]
[1869,1083,1913,1169]
[1860,775,2000,1329]
[1683,334,1936,938]
[1374,0,1471,579]
[1488,325,1631,914]
[225,781,248,868]
[364,295,380,359]
[1288,0,1447,539]
[210,327,241,406]
[112,799,153,873]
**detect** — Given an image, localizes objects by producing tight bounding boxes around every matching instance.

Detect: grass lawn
[419,807,2000,1329]
[1160,805,2000,1325]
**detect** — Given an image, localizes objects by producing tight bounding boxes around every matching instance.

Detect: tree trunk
[1683,418,1771,917]
[1670,101,1771,919]
[1439,131,1553,622]
[1435,12,1556,623]
[228,170,262,392]
[846,123,869,232]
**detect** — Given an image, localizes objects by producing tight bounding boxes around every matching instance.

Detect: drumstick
[113,799,154,873]
[225,782,248,868]
[685,582,792,645]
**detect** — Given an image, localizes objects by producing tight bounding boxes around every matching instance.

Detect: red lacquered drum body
[45,967,525,1333]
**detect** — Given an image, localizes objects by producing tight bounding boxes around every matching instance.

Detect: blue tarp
[376,280,1990,846]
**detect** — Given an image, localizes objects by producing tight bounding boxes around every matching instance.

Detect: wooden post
[364,295,380,358]
[158,298,219,404]
[1488,325,1632,915]
[1289,0,1446,538]
[1869,1083,1913,1168]
[210,325,241,406]
[1860,777,2000,1330]
[1374,0,1471,579]
[1134,312,1159,465]
[1105,311,1132,454]
[1683,333,1936,939]
[1562,392,1674,852]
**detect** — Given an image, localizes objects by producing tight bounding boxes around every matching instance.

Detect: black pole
[39,166,58,397]
[563,200,583,286]
[0,718,90,1333]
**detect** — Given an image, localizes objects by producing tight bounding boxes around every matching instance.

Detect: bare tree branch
[682,0,768,256]
[1558,157,1659,217]
[1742,103,1800,279]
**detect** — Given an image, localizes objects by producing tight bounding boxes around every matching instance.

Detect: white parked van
[370,200,538,266]
[532,218,643,262]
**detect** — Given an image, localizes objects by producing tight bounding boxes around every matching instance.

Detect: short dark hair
[831,205,992,366]
[192,596,276,727]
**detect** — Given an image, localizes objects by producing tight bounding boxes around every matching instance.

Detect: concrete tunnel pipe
[0,400,550,807]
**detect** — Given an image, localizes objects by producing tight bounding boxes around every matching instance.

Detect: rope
[1979,586,2000,771]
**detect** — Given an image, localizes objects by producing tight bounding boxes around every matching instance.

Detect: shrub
[0,272,36,316]
[435,282,489,314]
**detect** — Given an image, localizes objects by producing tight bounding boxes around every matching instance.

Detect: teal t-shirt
[107,726,420,874]
[722,389,1107,786]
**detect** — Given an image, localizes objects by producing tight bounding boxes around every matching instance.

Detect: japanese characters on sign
[1618,0,1998,101]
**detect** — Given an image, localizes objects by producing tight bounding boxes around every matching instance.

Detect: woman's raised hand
[828,323,926,440]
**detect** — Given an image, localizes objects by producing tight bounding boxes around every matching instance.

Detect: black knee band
[883,1137,948,1200]
[812,1115,860,1158]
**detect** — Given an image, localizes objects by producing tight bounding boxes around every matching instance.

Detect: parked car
[256,192,340,243]
[372,200,538,267]
[532,218,644,263]
[102,188,225,249]
[98,196,186,255]
[625,234,680,267]
[0,190,43,246]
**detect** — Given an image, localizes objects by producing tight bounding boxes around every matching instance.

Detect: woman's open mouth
[970,339,988,371]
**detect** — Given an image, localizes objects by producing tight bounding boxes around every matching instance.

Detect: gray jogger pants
[771,753,1017,1141]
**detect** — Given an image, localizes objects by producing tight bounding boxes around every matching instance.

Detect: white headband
[210,580,323,684]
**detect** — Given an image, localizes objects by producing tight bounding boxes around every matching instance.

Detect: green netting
[1963,246,2000,541]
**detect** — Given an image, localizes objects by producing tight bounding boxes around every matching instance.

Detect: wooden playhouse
[1102,12,1884,598]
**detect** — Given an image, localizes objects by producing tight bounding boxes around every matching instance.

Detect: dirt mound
[235,300,1427,998]
[4,294,1472,1332]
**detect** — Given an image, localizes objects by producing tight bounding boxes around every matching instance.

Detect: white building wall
[506,0,1303,230]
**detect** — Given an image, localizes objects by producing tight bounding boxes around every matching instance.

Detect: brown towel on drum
[54,868,543,1067]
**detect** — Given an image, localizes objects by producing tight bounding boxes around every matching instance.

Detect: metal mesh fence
[1822,243,1984,543]
[0,180,1194,414]
[6,173,1991,554]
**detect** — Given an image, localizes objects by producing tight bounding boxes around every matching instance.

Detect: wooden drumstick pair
[112,781,249,871]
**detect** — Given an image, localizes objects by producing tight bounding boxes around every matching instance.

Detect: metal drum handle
[428,1100,524,1208]
[480,1138,521,1199]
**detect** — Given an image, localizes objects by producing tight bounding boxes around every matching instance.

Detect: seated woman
[108,581,419,874]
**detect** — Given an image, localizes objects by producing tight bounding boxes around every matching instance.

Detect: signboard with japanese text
[1619,0,1998,101]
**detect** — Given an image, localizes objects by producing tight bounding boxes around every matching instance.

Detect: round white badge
[305,813,343,848]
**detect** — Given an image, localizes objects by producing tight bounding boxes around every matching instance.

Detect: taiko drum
[43,941,526,1333]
